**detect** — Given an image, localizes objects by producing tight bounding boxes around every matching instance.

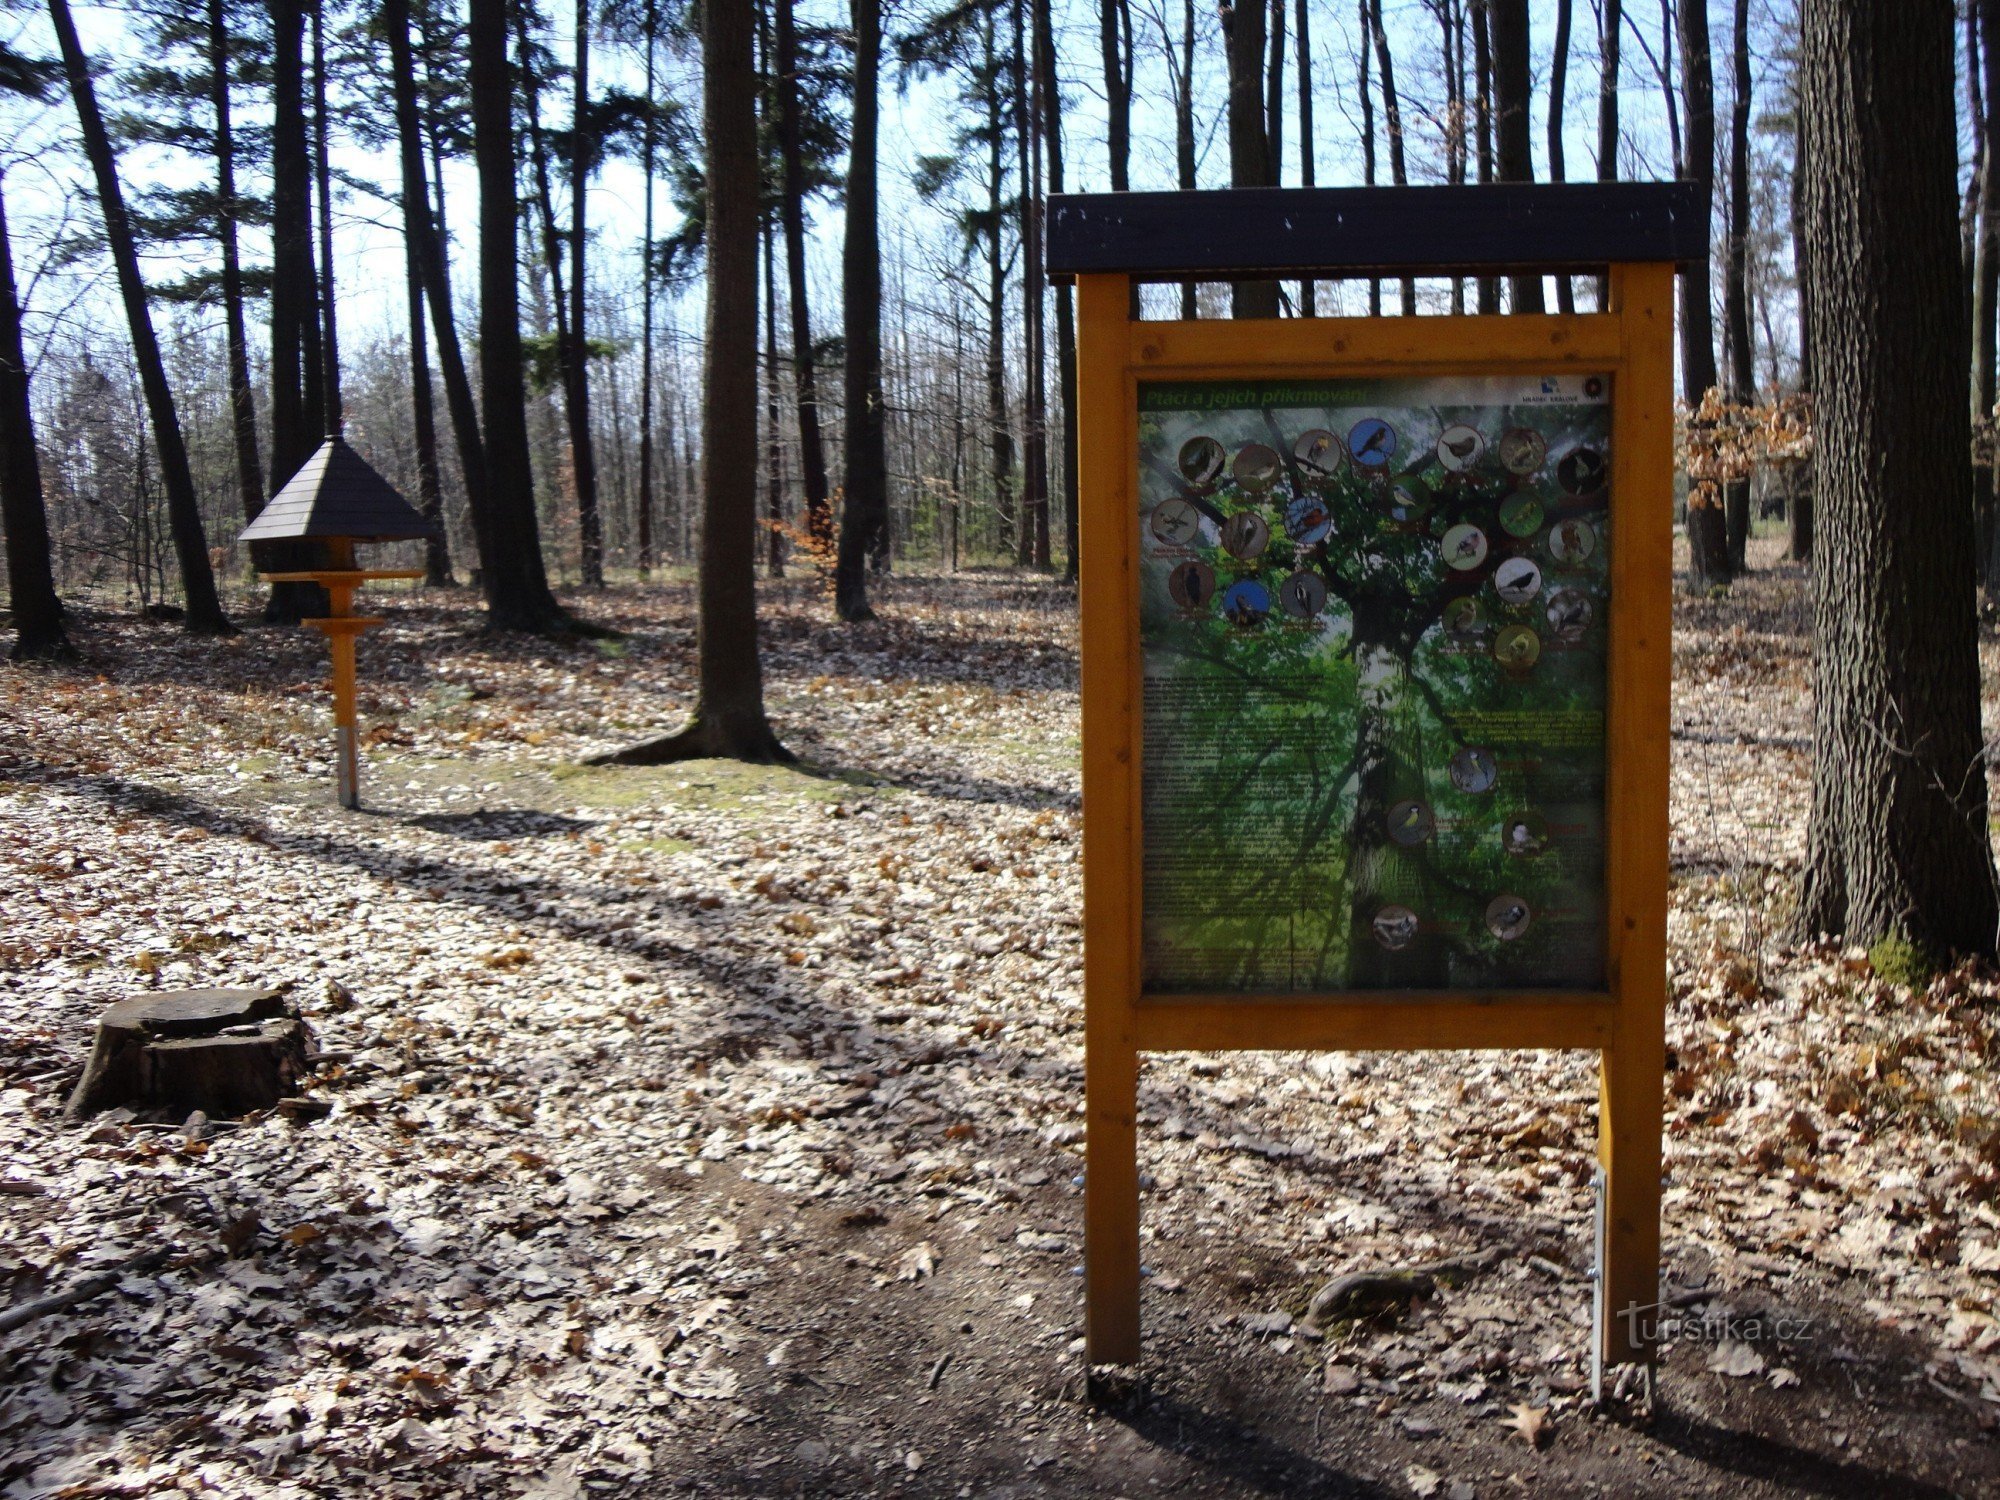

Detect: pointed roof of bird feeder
[237,433,434,544]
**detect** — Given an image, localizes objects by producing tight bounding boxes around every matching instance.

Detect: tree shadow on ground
[1643,1402,1959,1499]
[399,808,598,840]
[1090,1379,1396,1498]
[781,747,1078,813]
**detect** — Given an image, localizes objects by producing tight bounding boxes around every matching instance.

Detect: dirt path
[4,559,1999,1497]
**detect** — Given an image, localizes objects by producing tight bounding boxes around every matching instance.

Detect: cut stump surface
[65,989,315,1120]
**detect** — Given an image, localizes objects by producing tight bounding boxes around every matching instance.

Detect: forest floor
[7,535,2000,1498]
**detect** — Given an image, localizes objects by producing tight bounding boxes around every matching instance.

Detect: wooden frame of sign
[1048,183,1698,1386]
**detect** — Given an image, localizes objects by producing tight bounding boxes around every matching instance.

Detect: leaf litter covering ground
[2,544,2000,1497]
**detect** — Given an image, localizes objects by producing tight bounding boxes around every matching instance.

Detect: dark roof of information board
[1045,182,1706,281]
[237,434,434,543]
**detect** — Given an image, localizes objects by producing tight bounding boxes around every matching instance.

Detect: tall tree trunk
[403,216,450,587]
[637,0,659,575]
[312,0,342,431]
[1794,0,1997,961]
[763,213,784,577]
[1014,0,1049,569]
[1723,0,1753,572]
[1977,0,2000,590]
[1224,0,1278,316]
[1548,0,1575,313]
[1472,0,1498,312]
[1102,0,1129,191]
[835,0,888,621]
[1596,0,1622,309]
[208,0,263,528]
[1489,0,1543,313]
[1034,0,1078,576]
[774,0,829,549]
[1176,0,1196,317]
[1789,96,1814,566]
[981,11,1013,548]
[389,0,489,584]
[266,0,328,624]
[48,0,228,633]
[1366,0,1414,313]
[1359,0,1381,315]
[0,180,67,659]
[1265,0,1284,183]
[1296,0,1314,315]
[570,0,604,587]
[1678,0,1728,587]
[470,0,573,633]
[597,0,785,761]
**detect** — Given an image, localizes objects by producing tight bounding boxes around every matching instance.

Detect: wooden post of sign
[259,539,424,811]
[1595,261,1675,1378]
[1079,273,1143,1365]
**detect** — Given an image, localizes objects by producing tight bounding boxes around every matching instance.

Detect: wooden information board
[1048,183,1699,1387]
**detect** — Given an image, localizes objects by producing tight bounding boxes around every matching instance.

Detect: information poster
[1138,375,1612,994]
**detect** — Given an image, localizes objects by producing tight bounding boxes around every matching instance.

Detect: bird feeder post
[237,436,436,811]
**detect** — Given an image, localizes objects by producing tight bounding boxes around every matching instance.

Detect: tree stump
[65,989,317,1120]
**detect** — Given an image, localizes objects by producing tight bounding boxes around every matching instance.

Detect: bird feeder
[238,434,433,810]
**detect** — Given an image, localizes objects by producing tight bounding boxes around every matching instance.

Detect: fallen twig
[0,1246,175,1335]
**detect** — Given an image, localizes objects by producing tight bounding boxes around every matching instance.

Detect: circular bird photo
[1294,428,1343,478]
[1493,624,1542,670]
[1150,497,1201,547]
[1168,560,1216,610]
[1444,595,1485,640]
[1497,493,1544,538]
[1222,578,1271,627]
[1548,517,1596,563]
[1442,523,1489,571]
[1486,893,1533,942]
[1498,427,1548,476]
[1557,446,1608,496]
[1279,570,1329,620]
[1545,587,1593,641]
[1179,435,1226,488]
[1387,799,1435,847]
[1449,745,1500,794]
[1285,491,1333,547]
[1493,556,1543,605]
[1437,423,1486,473]
[1220,511,1271,561]
[1372,904,1420,951]
[1501,810,1550,858]
[1348,417,1397,470]
[1232,443,1283,492]
[1386,476,1433,526]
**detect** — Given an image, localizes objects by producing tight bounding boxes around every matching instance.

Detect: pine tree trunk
[1596,0,1622,309]
[470,0,573,633]
[208,0,263,529]
[763,213,785,578]
[1794,0,1997,961]
[1789,68,1814,566]
[1223,0,1278,317]
[1177,0,1195,318]
[1472,0,1498,313]
[637,0,659,576]
[1489,0,1543,314]
[1013,0,1049,570]
[593,0,785,760]
[1296,0,1315,315]
[1034,0,1077,576]
[1102,0,1129,192]
[0,180,67,659]
[48,0,228,634]
[265,0,328,625]
[1265,0,1284,184]
[1366,0,1415,314]
[1976,0,2000,591]
[569,0,604,587]
[835,0,888,622]
[774,0,830,549]
[1548,0,1575,314]
[1723,0,1753,573]
[389,0,490,583]
[312,1,342,431]
[1679,0,1731,589]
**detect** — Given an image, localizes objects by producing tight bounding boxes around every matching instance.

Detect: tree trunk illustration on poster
[1137,377,1613,993]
